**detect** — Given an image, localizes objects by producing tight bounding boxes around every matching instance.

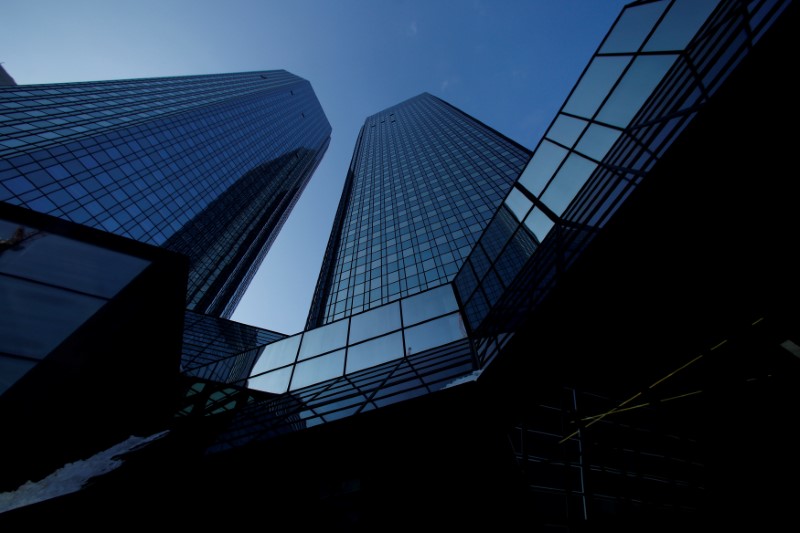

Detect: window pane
[248,366,292,394]
[404,313,467,356]
[524,207,555,243]
[401,284,458,326]
[0,275,105,359]
[346,332,404,374]
[645,0,719,52]
[576,124,622,161]
[547,114,587,148]
[540,154,598,216]
[600,2,667,53]
[564,56,630,118]
[0,220,149,298]
[290,349,345,390]
[298,318,348,360]
[597,55,676,127]
[504,186,532,223]
[517,140,567,197]
[250,334,301,375]
[349,302,400,344]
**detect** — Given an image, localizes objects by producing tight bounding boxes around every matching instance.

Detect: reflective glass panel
[290,349,345,390]
[645,0,719,52]
[576,124,623,161]
[547,114,587,148]
[564,56,630,118]
[404,313,467,356]
[0,220,149,298]
[348,302,401,344]
[401,284,458,326]
[346,332,404,373]
[517,141,567,197]
[504,186,532,223]
[597,55,676,127]
[524,208,555,243]
[247,366,292,394]
[250,334,301,375]
[540,154,598,216]
[600,2,667,53]
[0,276,105,358]
[298,318,348,360]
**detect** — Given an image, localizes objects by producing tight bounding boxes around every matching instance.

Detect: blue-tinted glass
[518,141,568,197]
[597,55,677,127]
[403,313,467,355]
[0,220,149,298]
[564,56,630,118]
[644,0,719,52]
[346,332,404,373]
[0,70,332,318]
[401,284,458,326]
[298,318,348,360]
[308,93,530,325]
[250,334,301,375]
[247,366,292,394]
[349,302,401,344]
[524,207,556,243]
[290,349,345,390]
[576,124,623,161]
[504,187,532,223]
[547,114,587,148]
[0,275,105,359]
[540,154,598,216]
[600,2,667,53]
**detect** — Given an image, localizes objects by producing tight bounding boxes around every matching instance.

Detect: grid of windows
[0,70,331,316]
[454,0,790,350]
[244,284,468,394]
[181,310,286,384]
[309,93,530,326]
[210,337,475,452]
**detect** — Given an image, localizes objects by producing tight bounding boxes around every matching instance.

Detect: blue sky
[2,0,628,334]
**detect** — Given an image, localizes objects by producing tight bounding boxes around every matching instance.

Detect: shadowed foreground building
[1,0,798,528]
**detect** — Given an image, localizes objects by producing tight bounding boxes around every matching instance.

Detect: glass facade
[454,0,792,360]
[307,93,530,327]
[0,70,331,317]
[245,284,466,394]
[181,311,286,384]
[0,214,150,394]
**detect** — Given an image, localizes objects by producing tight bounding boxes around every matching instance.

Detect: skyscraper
[0,70,331,317]
[307,92,530,327]
[1,0,797,526]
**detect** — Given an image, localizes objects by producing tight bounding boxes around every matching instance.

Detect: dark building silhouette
[0,70,331,316]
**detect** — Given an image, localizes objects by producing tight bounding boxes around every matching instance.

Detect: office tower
[0,70,331,317]
[232,93,529,407]
[219,1,796,527]
[2,1,797,527]
[307,93,531,327]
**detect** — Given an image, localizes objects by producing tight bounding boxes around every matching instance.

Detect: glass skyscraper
[307,93,530,327]
[0,70,331,317]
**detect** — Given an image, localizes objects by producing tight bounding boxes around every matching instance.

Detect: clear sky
[2,0,628,334]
